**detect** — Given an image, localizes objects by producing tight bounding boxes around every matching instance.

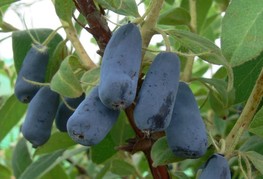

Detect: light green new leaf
[151,137,183,167]
[249,106,263,138]
[246,151,263,175]
[54,0,75,24]
[96,0,140,17]
[50,55,84,98]
[34,132,76,156]
[221,0,263,66]
[0,94,27,142]
[12,138,32,178]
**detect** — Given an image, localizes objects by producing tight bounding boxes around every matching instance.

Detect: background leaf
[158,7,190,26]
[12,138,32,178]
[34,132,76,156]
[40,164,69,179]
[245,151,263,175]
[0,94,27,142]
[96,0,140,17]
[221,0,263,66]
[19,150,65,179]
[169,29,228,66]
[0,164,11,179]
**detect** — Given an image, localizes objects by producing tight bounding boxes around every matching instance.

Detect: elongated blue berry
[21,86,59,148]
[67,86,120,146]
[15,44,49,103]
[99,23,142,110]
[134,52,180,131]
[165,82,207,158]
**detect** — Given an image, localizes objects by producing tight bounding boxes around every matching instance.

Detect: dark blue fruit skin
[133,52,180,132]
[99,23,142,110]
[15,44,49,103]
[55,93,85,132]
[21,86,59,148]
[67,86,120,146]
[165,82,207,158]
[199,154,231,179]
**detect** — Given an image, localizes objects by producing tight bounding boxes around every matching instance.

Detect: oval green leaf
[50,55,84,98]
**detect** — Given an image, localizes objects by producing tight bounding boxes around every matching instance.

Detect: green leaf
[221,0,263,67]
[110,111,135,145]
[208,90,229,118]
[40,164,69,179]
[233,54,263,104]
[46,40,68,82]
[172,172,189,179]
[196,0,212,33]
[245,151,263,175]
[198,78,235,117]
[50,55,85,98]
[165,0,174,5]
[240,136,263,155]
[0,164,11,179]
[169,29,228,66]
[12,138,32,178]
[107,159,136,176]
[249,106,263,138]
[91,111,134,164]
[20,146,88,179]
[158,7,191,26]
[19,150,65,179]
[91,133,116,164]
[12,28,63,76]
[0,0,16,7]
[80,67,100,94]
[34,132,76,156]
[151,137,183,167]
[96,0,140,17]
[0,94,27,142]
[54,0,75,24]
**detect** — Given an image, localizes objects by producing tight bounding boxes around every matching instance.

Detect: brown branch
[73,0,111,55]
